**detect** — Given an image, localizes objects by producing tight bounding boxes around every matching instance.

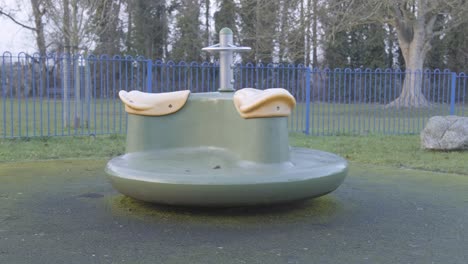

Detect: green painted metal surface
[125,92,289,163]
[106,147,347,206]
[106,91,348,206]
[219,27,233,35]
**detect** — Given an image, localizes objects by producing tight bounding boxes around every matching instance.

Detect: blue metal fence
[1,52,467,138]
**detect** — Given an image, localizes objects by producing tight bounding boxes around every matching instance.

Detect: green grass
[291,102,467,135]
[1,98,126,138]
[2,98,466,138]
[0,135,125,162]
[1,134,467,175]
[290,133,468,175]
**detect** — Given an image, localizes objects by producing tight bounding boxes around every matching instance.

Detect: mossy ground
[0,160,467,263]
[108,195,341,227]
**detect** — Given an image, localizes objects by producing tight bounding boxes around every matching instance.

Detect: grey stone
[421,115,468,150]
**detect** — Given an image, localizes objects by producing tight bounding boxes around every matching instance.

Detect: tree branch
[0,8,36,31]
[425,14,437,36]
[393,2,404,23]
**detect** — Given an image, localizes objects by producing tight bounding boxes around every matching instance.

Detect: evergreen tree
[323,25,387,69]
[171,0,203,62]
[348,24,386,69]
[445,22,468,73]
[239,0,278,63]
[213,0,237,42]
[131,0,168,58]
[238,0,257,62]
[424,16,468,72]
[322,30,349,68]
[92,0,122,55]
[322,0,387,69]
[286,0,306,64]
[425,15,449,70]
[321,0,351,68]
[425,35,447,70]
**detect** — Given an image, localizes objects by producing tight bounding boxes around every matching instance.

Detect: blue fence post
[146,60,153,93]
[304,67,311,135]
[450,72,456,115]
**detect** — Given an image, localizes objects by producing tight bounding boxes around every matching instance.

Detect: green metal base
[105,147,347,207]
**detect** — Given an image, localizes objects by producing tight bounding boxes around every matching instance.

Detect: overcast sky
[0,0,36,53]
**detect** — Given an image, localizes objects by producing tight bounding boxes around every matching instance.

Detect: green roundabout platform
[106,91,348,206]
[106,147,347,206]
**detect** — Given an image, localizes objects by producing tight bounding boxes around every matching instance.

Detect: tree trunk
[63,55,70,128]
[63,0,71,128]
[254,0,260,62]
[305,0,312,66]
[71,0,80,128]
[387,25,394,68]
[74,54,81,129]
[125,0,133,53]
[30,0,47,97]
[84,53,90,128]
[30,0,46,56]
[387,11,431,108]
[386,51,429,108]
[204,0,210,61]
[300,0,305,64]
[312,0,318,68]
[277,0,288,62]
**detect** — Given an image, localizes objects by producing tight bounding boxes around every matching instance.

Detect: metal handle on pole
[202,28,251,92]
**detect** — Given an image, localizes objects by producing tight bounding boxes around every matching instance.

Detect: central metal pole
[202,28,251,92]
[219,28,234,92]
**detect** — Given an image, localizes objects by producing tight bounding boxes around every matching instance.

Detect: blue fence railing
[1,52,467,138]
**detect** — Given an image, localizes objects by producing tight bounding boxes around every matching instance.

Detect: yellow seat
[233,88,296,118]
[119,90,190,116]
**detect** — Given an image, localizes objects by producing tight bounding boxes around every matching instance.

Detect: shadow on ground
[109,194,341,227]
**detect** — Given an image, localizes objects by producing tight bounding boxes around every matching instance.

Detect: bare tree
[0,2,47,55]
[44,0,109,53]
[42,0,115,127]
[0,6,36,31]
[325,0,468,108]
